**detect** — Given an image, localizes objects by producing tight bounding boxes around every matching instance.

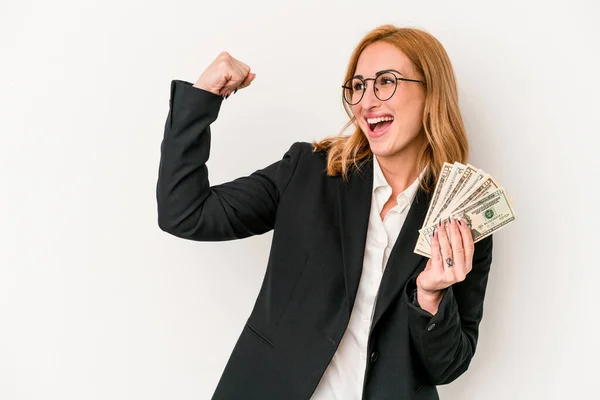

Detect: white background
[2,0,599,399]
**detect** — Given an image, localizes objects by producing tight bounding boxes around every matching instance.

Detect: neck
[376,154,420,195]
[375,133,425,195]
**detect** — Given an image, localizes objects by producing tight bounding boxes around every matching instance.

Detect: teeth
[366,116,394,124]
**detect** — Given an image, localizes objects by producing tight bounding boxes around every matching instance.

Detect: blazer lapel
[371,183,432,330]
[336,157,373,319]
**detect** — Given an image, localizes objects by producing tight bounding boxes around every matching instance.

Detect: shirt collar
[372,155,425,213]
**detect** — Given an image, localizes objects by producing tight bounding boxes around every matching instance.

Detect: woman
[156,25,494,400]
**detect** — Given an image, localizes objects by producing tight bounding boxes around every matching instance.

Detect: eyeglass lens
[344,72,398,105]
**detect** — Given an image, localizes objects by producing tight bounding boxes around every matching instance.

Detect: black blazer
[156,80,494,400]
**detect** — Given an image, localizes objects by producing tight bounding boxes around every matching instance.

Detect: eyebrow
[353,69,404,79]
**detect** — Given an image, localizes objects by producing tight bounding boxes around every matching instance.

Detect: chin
[370,147,399,160]
[366,134,420,162]
[366,134,399,157]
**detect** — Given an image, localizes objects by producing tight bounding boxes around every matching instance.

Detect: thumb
[237,72,256,90]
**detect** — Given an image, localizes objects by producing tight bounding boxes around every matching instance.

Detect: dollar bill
[418,174,500,243]
[430,163,472,223]
[443,174,500,218]
[438,164,477,215]
[414,161,515,258]
[415,163,453,251]
[416,163,470,254]
[423,162,453,227]
[413,246,431,258]
[447,169,486,210]
[417,187,516,256]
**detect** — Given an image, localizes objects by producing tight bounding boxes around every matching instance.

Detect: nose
[360,81,381,110]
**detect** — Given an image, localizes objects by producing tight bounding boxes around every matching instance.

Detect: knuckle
[219,59,232,70]
[455,272,467,282]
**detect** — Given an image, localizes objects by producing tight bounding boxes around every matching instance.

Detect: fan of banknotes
[414,162,516,258]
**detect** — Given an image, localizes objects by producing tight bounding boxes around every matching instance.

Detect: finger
[448,217,468,280]
[430,228,445,274]
[437,219,454,270]
[228,72,255,97]
[457,217,475,271]
[220,86,232,98]
[219,63,248,92]
[237,72,255,90]
[234,59,251,76]
[232,63,249,84]
[221,74,245,92]
[448,217,464,264]
[213,52,252,94]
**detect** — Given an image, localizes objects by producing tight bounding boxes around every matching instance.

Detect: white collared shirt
[311,156,422,399]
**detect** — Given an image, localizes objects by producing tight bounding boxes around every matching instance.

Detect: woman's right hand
[193,52,256,98]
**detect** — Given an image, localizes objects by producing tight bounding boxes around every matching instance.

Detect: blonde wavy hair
[312,25,469,193]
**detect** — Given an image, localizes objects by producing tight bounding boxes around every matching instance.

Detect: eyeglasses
[342,69,425,105]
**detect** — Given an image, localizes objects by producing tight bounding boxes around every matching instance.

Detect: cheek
[351,106,362,124]
[391,98,424,129]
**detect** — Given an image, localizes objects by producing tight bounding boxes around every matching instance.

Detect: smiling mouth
[366,116,394,134]
[369,121,393,132]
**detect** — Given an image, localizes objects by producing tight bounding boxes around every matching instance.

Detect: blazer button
[370,352,378,362]
[427,323,436,331]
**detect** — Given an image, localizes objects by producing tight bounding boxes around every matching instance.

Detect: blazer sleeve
[403,235,494,385]
[156,80,304,241]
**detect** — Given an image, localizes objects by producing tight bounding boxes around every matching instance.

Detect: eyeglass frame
[341,69,426,105]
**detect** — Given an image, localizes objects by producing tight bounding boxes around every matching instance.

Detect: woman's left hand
[415,217,475,314]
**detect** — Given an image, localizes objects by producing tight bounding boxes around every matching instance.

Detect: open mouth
[366,116,394,136]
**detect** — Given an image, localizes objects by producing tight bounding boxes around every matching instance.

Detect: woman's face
[351,41,427,162]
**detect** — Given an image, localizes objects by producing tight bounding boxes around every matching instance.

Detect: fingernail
[234,89,238,94]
